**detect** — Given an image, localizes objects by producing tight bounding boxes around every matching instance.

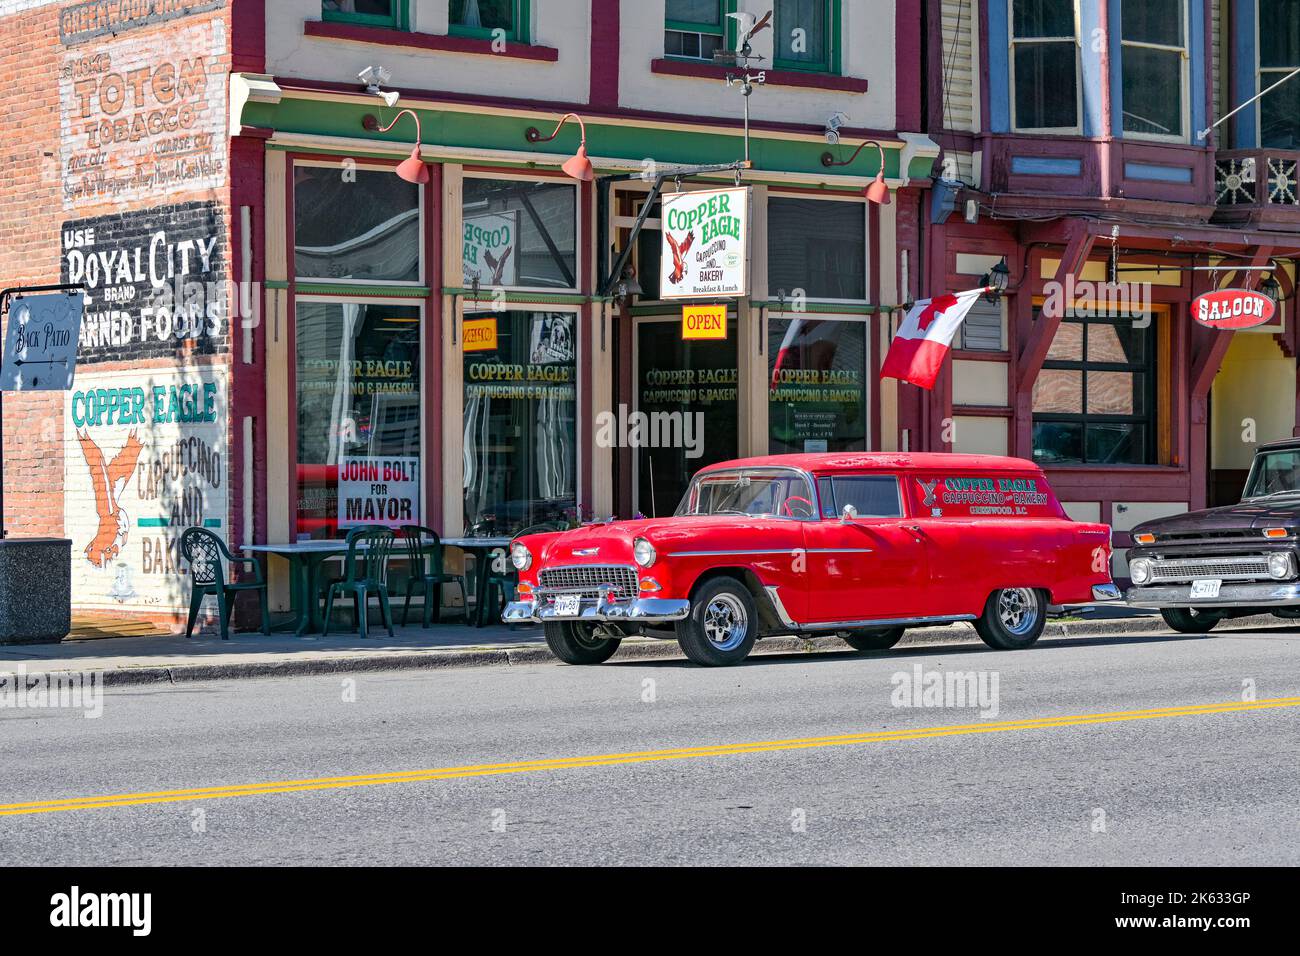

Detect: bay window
[1009,0,1080,131]
[1120,0,1187,139]
[1259,0,1300,148]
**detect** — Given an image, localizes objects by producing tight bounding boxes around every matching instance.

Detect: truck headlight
[510,542,531,571]
[633,537,656,568]
[1268,552,1294,580]
[1129,558,1153,585]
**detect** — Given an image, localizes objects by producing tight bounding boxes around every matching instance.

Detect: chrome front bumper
[502,596,691,625]
[1126,581,1300,609]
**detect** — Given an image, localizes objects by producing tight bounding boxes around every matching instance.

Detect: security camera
[824,111,849,145]
[358,65,392,94]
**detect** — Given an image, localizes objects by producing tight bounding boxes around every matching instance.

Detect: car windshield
[1244,450,1300,499]
[676,470,816,518]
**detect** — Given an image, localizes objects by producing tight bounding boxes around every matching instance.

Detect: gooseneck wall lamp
[362,108,430,184]
[524,113,594,182]
[820,139,891,205]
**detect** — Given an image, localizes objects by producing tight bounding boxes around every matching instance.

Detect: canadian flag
[880,288,988,390]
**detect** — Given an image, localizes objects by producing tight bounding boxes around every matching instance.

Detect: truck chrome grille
[1150,555,1272,582]
[537,564,638,599]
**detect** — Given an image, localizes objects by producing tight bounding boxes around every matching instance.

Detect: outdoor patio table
[240,540,357,636]
[439,537,513,627]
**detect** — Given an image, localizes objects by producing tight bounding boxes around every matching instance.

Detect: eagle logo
[483,246,513,285]
[666,229,694,284]
[917,478,939,509]
[76,429,144,568]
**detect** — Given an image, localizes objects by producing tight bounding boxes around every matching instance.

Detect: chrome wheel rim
[997,588,1038,636]
[703,594,748,651]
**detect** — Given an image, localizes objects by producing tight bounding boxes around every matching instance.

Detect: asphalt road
[2,625,1298,865]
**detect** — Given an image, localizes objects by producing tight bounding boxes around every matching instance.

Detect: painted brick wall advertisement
[59,15,228,209]
[61,200,228,363]
[64,365,228,612]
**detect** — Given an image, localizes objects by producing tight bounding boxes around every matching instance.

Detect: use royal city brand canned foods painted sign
[681,304,727,340]
[1191,288,1277,330]
[660,187,749,300]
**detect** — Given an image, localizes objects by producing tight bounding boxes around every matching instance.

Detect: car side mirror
[839,504,858,524]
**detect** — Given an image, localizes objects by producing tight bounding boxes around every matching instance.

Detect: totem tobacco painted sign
[660,186,749,300]
[1191,288,1276,330]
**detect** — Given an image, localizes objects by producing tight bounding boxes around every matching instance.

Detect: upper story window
[1009,0,1080,131]
[774,0,839,73]
[450,0,529,43]
[1259,0,1300,148]
[665,0,727,61]
[322,0,407,29]
[1120,0,1187,140]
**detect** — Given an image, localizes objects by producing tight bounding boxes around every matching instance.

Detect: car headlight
[1268,551,1294,580]
[633,537,656,568]
[510,542,531,571]
[1129,557,1153,586]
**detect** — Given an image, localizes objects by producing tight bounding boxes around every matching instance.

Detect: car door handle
[905,525,926,541]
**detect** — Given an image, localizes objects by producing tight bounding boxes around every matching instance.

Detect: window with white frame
[1009,0,1080,131]
[1120,0,1187,139]
[1259,0,1300,148]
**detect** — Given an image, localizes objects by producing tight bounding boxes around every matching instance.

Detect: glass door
[634,316,739,517]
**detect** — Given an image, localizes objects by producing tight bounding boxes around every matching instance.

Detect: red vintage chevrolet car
[503,453,1119,666]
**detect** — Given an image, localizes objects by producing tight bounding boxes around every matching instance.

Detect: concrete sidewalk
[3,605,1292,686]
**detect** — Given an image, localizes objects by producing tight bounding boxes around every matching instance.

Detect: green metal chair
[180,527,271,641]
[320,526,396,639]
[398,526,468,627]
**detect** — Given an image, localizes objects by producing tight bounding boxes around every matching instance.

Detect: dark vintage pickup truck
[1126,437,1300,632]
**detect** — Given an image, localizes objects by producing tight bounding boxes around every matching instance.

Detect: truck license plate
[554,594,581,616]
[1189,579,1222,599]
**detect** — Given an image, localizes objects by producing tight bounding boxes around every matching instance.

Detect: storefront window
[1031,314,1155,465]
[295,302,422,538]
[463,311,577,534]
[294,165,420,283]
[636,319,738,516]
[767,198,865,300]
[768,317,867,454]
[462,178,577,289]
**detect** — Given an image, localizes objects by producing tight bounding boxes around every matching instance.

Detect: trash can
[0,538,71,644]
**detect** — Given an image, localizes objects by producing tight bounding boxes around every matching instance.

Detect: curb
[24,611,1293,687]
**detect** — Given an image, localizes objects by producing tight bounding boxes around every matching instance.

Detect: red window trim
[304,20,559,62]
[649,57,867,93]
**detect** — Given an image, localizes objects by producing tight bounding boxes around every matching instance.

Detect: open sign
[1192,288,1276,330]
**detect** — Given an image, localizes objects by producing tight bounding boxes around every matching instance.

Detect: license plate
[1189,579,1222,599]
[554,594,581,617]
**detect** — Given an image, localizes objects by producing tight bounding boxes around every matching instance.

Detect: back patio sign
[64,365,228,612]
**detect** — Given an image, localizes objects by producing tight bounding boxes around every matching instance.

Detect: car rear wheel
[676,577,758,666]
[543,621,621,665]
[841,627,905,652]
[974,587,1047,650]
[1160,607,1225,634]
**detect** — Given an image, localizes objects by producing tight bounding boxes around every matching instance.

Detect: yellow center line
[3,697,1296,817]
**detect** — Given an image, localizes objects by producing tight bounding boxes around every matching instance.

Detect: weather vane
[715,10,771,165]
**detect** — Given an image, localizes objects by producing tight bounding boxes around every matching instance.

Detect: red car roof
[698,452,1042,474]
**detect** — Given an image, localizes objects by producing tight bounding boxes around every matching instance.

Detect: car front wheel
[841,627,905,651]
[974,587,1047,650]
[1160,607,1224,634]
[543,621,622,665]
[676,577,758,666]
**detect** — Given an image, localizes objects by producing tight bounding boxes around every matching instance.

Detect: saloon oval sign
[1192,288,1276,330]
